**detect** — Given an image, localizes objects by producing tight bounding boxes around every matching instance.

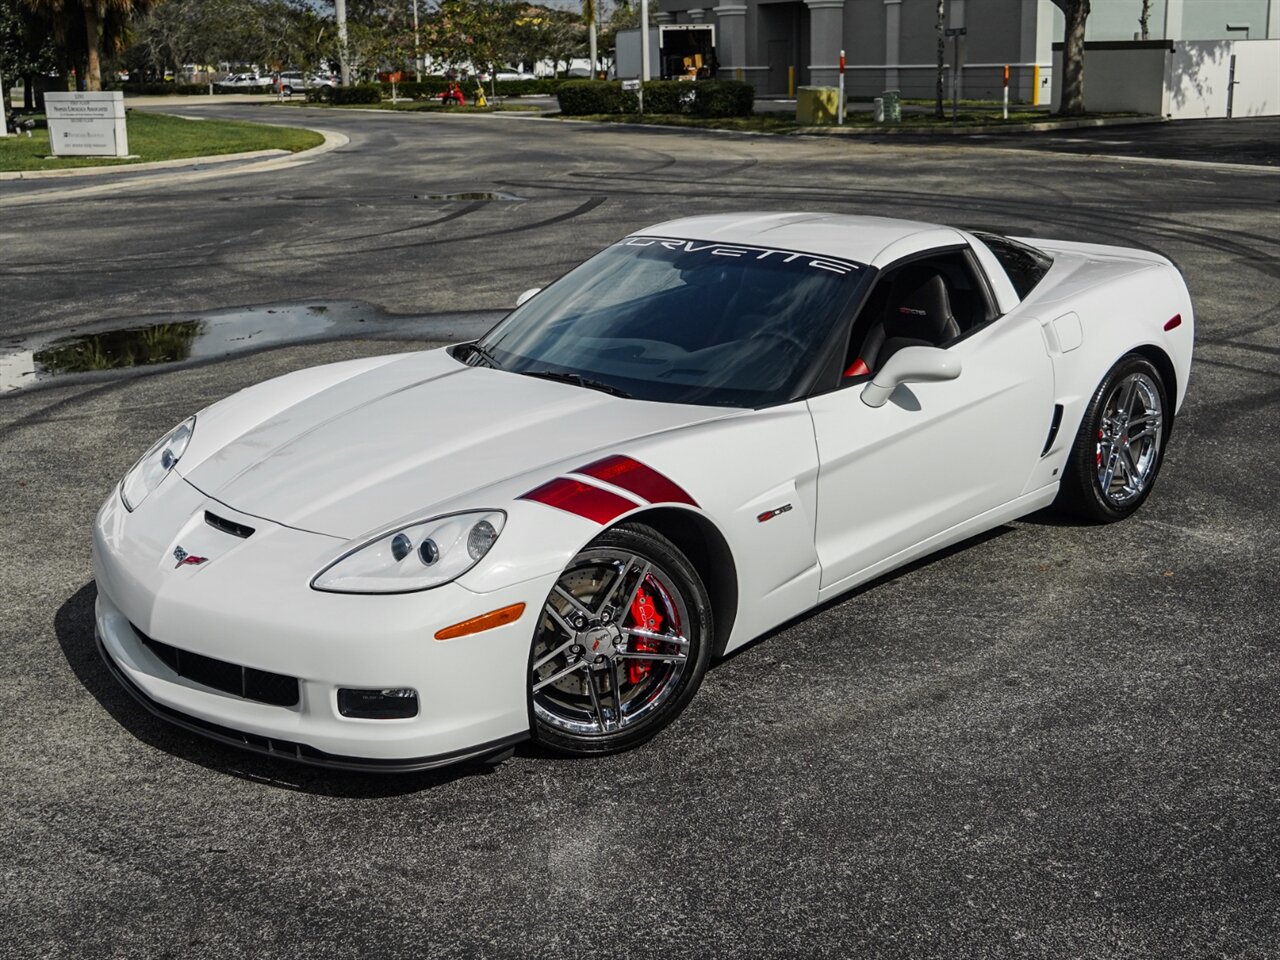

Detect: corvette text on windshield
[621,237,864,276]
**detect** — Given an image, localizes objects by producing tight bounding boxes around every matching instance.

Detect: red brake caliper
[628,583,664,685]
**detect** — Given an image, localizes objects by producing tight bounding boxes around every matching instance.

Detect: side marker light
[434,603,526,641]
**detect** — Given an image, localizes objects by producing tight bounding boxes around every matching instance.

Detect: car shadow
[715,523,1017,667]
[55,582,519,797]
[58,520,1037,792]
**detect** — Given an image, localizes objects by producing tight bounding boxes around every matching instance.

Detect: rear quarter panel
[1015,242,1194,487]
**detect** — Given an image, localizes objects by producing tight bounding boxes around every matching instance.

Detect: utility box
[881,89,902,122]
[797,86,840,125]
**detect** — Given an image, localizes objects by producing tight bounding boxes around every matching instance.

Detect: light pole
[336,0,351,86]
[640,0,651,82]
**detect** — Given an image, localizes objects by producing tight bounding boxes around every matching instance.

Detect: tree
[1052,0,1091,116]
[425,0,521,86]
[1138,0,1152,40]
[24,0,156,90]
[1,0,58,110]
[582,0,595,78]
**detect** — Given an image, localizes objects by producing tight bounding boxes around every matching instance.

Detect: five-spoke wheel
[1058,353,1170,522]
[528,524,713,755]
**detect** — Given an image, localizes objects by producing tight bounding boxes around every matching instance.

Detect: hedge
[380,77,564,99]
[311,84,382,105]
[109,82,211,96]
[557,79,754,118]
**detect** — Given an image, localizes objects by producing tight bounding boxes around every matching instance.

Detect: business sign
[44,91,129,157]
[621,79,641,91]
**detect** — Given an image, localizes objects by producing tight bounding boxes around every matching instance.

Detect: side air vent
[205,511,255,539]
[1041,404,1064,457]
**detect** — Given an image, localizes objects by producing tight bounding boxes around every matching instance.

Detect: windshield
[475,236,870,408]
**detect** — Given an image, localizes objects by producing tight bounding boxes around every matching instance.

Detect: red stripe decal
[1164,313,1182,332]
[519,477,638,524]
[576,455,698,507]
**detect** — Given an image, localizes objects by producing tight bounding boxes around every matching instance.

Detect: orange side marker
[434,603,526,641]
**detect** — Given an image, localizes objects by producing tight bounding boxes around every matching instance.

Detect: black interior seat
[850,273,961,375]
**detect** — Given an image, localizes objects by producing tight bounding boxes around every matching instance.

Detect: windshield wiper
[520,369,632,399]
[459,341,502,370]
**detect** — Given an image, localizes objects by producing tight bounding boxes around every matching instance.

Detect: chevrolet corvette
[93,213,1194,771]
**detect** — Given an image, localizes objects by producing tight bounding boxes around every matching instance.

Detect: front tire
[1056,353,1169,522]
[528,523,713,756]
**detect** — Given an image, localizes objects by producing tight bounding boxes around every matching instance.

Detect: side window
[841,250,993,381]
[974,232,1053,300]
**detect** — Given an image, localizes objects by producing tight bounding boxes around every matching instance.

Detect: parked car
[92,213,1194,772]
[276,71,336,96]
[220,73,267,89]
[495,71,537,82]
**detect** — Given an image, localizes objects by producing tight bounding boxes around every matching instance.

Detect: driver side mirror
[516,287,542,307]
[860,346,961,408]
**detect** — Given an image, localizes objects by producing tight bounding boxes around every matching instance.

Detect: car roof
[637,212,966,269]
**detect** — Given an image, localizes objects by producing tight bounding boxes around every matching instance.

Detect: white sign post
[44,91,130,157]
[1,70,9,137]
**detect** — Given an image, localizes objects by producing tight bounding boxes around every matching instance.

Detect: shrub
[491,78,563,97]
[110,82,211,96]
[556,80,636,116]
[639,80,695,114]
[384,78,452,99]
[323,84,382,105]
[692,80,755,117]
[556,78,754,118]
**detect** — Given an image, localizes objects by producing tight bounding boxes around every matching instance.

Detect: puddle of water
[219,192,524,203]
[0,302,503,393]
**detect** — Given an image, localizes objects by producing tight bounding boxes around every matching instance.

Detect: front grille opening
[134,625,299,707]
[205,511,255,539]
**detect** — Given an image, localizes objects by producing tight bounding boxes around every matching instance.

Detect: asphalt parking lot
[2,107,1278,959]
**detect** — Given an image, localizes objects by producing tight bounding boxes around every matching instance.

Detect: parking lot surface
[2,107,1278,959]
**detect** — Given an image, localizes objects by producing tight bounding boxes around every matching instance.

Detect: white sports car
[93,213,1194,771]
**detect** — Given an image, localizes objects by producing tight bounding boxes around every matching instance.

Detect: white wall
[1167,39,1279,117]
[1050,46,1168,114]
[1049,39,1279,118]
[1228,39,1280,115]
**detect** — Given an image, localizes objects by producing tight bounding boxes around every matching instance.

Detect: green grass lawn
[0,111,324,172]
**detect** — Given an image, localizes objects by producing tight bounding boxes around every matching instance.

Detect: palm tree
[25,0,154,90]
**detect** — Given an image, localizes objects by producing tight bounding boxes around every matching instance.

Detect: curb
[0,129,347,207]
[0,148,289,181]
[798,115,1166,137]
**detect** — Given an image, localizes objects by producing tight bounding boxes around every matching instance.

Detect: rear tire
[1056,353,1169,523]
[528,523,713,757]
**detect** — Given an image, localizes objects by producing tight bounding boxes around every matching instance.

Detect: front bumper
[93,475,556,771]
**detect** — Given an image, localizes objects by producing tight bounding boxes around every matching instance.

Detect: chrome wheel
[1095,371,1163,506]
[531,549,693,738]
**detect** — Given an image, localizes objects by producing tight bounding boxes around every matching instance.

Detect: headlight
[312,510,506,594]
[120,416,195,511]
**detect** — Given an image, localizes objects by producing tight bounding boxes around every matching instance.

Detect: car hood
[182,349,729,539]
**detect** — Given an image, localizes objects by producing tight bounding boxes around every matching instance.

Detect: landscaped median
[552,81,1152,136]
[0,111,324,173]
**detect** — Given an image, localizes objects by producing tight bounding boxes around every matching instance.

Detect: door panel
[807,314,1054,593]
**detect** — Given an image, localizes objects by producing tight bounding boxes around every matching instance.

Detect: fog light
[337,687,419,719]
